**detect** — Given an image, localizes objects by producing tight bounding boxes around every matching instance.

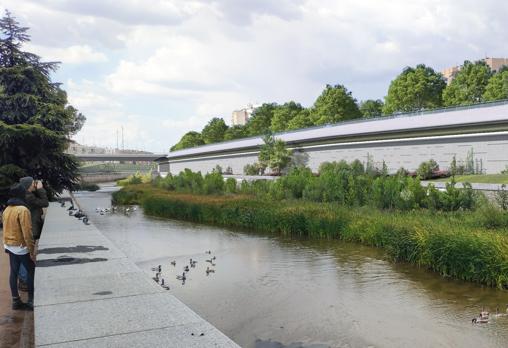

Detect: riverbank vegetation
[113,162,508,288]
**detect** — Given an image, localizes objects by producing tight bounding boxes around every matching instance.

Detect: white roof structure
[166,100,508,160]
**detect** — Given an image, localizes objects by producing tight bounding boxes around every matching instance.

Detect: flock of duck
[472,305,508,324]
[63,198,507,329]
[95,206,136,215]
[61,201,138,225]
[150,250,217,290]
[62,201,91,225]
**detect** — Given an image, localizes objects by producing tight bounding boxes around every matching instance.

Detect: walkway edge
[33,198,240,347]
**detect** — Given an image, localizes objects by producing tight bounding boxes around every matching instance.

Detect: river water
[74,184,508,348]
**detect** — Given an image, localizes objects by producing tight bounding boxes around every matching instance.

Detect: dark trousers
[6,250,35,301]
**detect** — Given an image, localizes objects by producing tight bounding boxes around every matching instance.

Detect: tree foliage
[286,109,313,130]
[311,84,362,125]
[258,134,292,175]
[359,99,384,118]
[483,67,508,102]
[170,131,204,151]
[201,117,228,144]
[383,64,446,114]
[245,103,277,136]
[0,10,84,199]
[442,60,492,106]
[224,125,248,140]
[270,101,304,132]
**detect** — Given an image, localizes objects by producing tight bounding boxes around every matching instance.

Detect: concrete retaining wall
[166,132,508,175]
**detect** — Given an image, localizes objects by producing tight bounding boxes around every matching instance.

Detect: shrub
[276,166,314,199]
[225,178,237,194]
[203,171,224,195]
[476,203,508,229]
[243,162,266,176]
[73,182,100,191]
[496,184,508,211]
[417,159,439,180]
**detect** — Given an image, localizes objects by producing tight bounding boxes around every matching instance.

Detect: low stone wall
[79,172,129,183]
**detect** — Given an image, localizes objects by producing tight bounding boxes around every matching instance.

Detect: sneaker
[18,280,28,292]
[12,298,25,310]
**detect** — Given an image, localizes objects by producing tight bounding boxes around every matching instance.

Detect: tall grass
[115,184,508,288]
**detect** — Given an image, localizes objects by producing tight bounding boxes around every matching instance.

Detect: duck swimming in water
[176,272,186,281]
[184,265,190,272]
[472,317,489,324]
[170,261,176,266]
[206,267,215,275]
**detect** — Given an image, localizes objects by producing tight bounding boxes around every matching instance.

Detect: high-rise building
[231,104,257,126]
[442,57,508,84]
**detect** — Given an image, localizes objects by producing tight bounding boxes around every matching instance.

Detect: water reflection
[74,185,508,348]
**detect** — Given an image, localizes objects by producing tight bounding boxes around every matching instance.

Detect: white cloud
[25,44,108,64]
[3,0,508,152]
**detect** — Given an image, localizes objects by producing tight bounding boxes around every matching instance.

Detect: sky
[2,0,507,153]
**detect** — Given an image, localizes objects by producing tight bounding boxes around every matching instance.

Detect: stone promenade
[34,201,239,347]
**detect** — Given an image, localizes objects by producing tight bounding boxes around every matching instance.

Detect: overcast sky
[3,0,507,152]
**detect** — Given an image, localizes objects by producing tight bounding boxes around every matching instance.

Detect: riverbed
[74,184,508,348]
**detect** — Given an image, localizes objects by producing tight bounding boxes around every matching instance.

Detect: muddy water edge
[74,184,508,348]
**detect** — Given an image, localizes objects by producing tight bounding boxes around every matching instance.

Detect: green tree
[359,99,384,118]
[224,125,248,140]
[258,134,292,175]
[170,131,204,151]
[245,103,277,136]
[442,60,492,106]
[311,84,362,125]
[383,64,446,114]
[287,109,314,130]
[483,66,508,102]
[270,101,304,132]
[0,10,85,198]
[201,117,228,144]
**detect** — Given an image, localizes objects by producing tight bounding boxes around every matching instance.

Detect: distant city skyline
[2,0,507,152]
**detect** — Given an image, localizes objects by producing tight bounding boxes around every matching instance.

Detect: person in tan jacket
[2,183,35,310]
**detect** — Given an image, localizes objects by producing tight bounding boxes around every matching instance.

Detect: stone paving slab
[38,233,113,248]
[36,293,205,346]
[35,257,138,281]
[35,201,239,347]
[35,271,161,306]
[36,242,126,262]
[40,321,239,348]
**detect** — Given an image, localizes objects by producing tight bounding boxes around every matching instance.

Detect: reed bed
[113,184,508,288]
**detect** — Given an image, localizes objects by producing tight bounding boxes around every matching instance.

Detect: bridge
[74,153,167,162]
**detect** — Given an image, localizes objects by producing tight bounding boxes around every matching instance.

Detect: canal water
[74,184,508,348]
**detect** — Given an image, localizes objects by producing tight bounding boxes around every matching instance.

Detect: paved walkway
[34,201,239,347]
[421,181,505,191]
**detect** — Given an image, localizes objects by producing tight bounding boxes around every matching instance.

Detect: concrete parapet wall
[34,201,239,347]
[166,132,508,175]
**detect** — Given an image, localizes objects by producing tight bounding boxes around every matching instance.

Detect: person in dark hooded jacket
[17,177,48,291]
[19,177,48,240]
